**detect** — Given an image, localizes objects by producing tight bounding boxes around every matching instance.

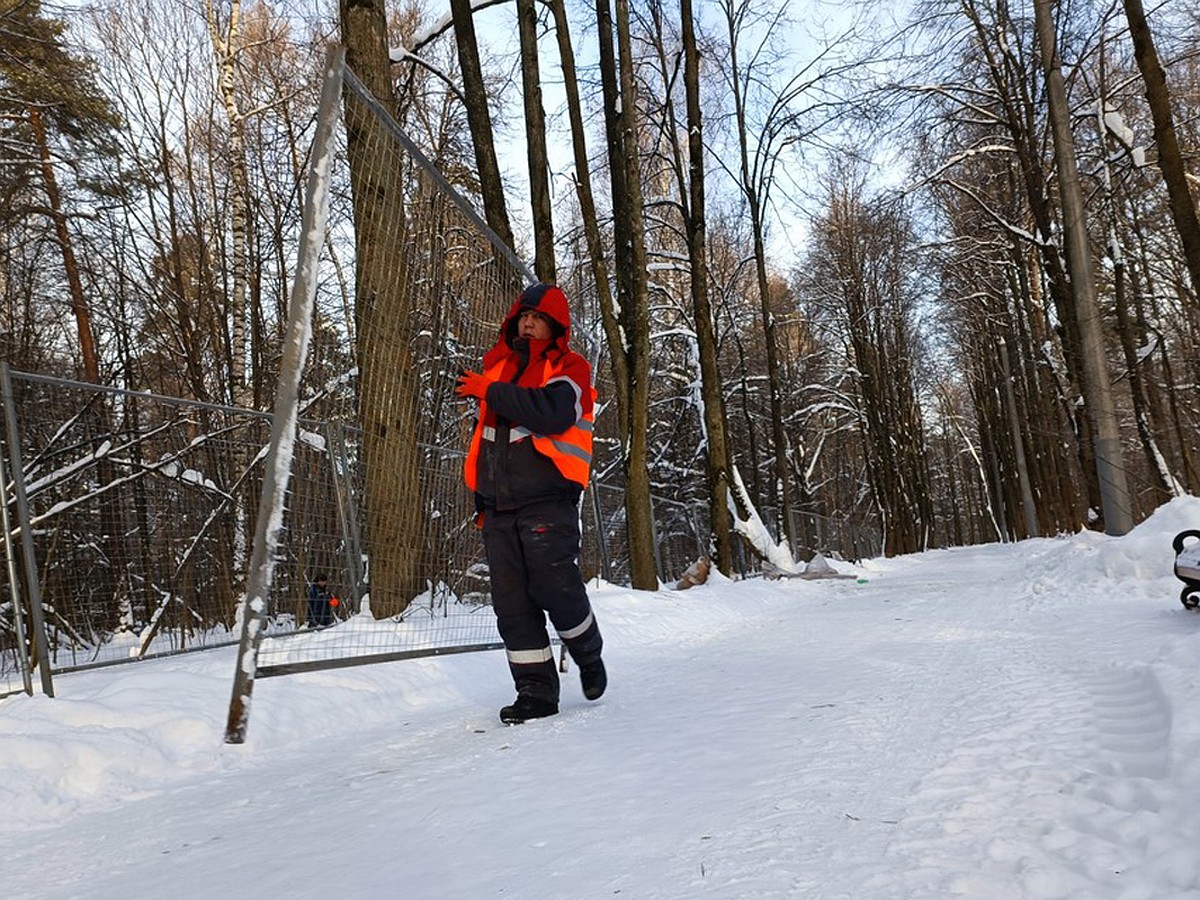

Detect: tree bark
[340,0,425,614]
[997,337,1039,537]
[1122,0,1200,322]
[678,0,733,575]
[29,106,100,383]
[205,0,252,407]
[549,0,623,399]
[517,0,556,282]
[958,0,1101,522]
[607,0,657,588]
[29,103,130,620]
[722,0,795,557]
[1034,0,1133,535]
[449,0,516,264]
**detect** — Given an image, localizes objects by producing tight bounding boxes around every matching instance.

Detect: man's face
[518,308,553,341]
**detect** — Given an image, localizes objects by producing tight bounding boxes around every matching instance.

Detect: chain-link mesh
[0,372,268,692]
[0,359,715,698]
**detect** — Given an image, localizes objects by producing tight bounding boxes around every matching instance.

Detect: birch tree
[205,0,255,406]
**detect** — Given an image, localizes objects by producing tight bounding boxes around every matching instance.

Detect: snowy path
[4,504,1200,899]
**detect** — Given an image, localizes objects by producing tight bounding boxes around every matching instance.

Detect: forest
[2,0,1199,631]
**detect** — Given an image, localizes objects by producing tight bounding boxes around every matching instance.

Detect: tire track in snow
[1043,665,1200,899]
[873,655,1192,899]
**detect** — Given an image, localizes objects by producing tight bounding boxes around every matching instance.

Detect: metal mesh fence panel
[2,55,880,700]
[587,483,709,586]
[0,560,29,697]
[0,368,511,688]
[0,358,723,694]
[224,59,557,693]
[242,65,530,676]
[0,653,21,698]
[1,372,268,676]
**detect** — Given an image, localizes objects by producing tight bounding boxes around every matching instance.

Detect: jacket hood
[500,282,572,352]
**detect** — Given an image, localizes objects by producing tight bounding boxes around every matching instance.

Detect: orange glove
[455,370,492,400]
[329,597,340,608]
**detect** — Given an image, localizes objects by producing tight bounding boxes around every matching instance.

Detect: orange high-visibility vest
[464,354,594,492]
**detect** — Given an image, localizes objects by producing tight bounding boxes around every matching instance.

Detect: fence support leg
[0,362,53,697]
[0,421,32,696]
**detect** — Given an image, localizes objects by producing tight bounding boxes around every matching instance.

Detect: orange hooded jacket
[464,284,596,505]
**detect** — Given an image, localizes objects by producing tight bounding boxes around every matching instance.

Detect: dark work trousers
[482,499,603,704]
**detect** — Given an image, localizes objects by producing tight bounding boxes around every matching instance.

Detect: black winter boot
[499,695,559,724]
[580,658,607,701]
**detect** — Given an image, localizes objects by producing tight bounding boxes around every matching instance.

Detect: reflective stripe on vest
[483,423,595,445]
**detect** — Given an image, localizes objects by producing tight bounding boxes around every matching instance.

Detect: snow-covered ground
[4,497,1200,899]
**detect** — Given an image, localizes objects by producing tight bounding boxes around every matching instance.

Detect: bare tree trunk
[517,0,555,282]
[549,0,623,402]
[565,0,656,585]
[30,104,128,619]
[1125,204,1200,492]
[997,337,1039,537]
[1034,0,1133,535]
[722,1,795,556]
[29,106,99,383]
[809,170,931,555]
[1122,0,1200,322]
[958,0,1101,522]
[592,0,632,451]
[679,0,733,574]
[449,0,516,272]
[605,0,657,588]
[205,0,257,593]
[205,0,252,407]
[1094,64,1183,503]
[1009,235,1083,534]
[340,0,424,615]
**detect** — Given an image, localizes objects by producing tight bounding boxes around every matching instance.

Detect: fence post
[0,362,53,696]
[0,421,32,696]
[225,46,344,744]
